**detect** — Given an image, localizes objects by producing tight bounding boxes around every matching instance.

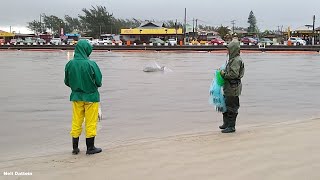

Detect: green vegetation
[27,6,266,39]
[247,10,259,34]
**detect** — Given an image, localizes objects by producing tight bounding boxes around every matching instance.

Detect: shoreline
[1,118,320,180]
[0,49,319,54]
[1,45,320,53]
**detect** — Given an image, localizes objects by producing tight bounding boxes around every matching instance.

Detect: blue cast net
[209,64,227,113]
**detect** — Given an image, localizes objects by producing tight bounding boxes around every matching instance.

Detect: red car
[210,37,225,45]
[0,39,5,44]
[241,37,258,45]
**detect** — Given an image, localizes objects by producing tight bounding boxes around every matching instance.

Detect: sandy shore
[1,119,320,180]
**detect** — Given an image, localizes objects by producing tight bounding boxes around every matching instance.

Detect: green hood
[74,39,92,60]
[227,38,240,60]
[65,39,102,102]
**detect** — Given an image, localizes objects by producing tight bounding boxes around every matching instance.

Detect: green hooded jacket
[221,38,245,96]
[64,40,102,102]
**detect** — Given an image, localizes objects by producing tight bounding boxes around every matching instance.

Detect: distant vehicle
[36,38,46,44]
[149,38,165,45]
[166,38,177,46]
[91,39,100,45]
[23,37,35,44]
[241,37,258,45]
[50,38,62,45]
[98,38,112,45]
[10,38,23,44]
[210,37,225,45]
[199,40,208,45]
[0,39,5,44]
[288,37,306,46]
[112,35,123,44]
[190,39,200,45]
[79,37,94,44]
[10,39,17,44]
[67,39,77,45]
[259,38,274,45]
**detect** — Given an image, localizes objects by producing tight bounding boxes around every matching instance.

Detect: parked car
[50,38,62,45]
[10,39,17,44]
[288,37,306,46]
[199,40,208,45]
[23,37,36,44]
[91,39,100,45]
[98,38,113,45]
[10,38,23,44]
[67,39,77,45]
[36,38,46,44]
[190,39,200,45]
[149,38,165,45]
[241,37,258,45]
[112,35,123,44]
[259,38,274,45]
[210,37,225,45]
[166,38,177,46]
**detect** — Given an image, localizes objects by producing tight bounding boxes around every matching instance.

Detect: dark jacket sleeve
[92,62,102,87]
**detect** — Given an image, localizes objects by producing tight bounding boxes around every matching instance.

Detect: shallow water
[1,50,320,161]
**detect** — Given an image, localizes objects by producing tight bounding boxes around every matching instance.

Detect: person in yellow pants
[70,102,99,139]
[65,39,102,155]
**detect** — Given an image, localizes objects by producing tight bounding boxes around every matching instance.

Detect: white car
[50,38,62,45]
[288,37,306,46]
[91,39,100,45]
[167,38,177,46]
[98,38,113,45]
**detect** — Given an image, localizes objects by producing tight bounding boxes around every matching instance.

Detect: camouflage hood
[227,38,240,60]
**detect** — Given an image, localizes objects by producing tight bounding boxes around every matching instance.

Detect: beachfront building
[0,30,15,43]
[120,21,183,44]
[283,26,320,45]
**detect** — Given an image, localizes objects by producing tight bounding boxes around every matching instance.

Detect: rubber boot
[221,127,236,133]
[72,137,80,155]
[221,113,237,133]
[219,112,228,129]
[86,137,102,155]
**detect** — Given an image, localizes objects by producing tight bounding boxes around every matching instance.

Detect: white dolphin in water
[143,65,165,72]
[143,61,173,73]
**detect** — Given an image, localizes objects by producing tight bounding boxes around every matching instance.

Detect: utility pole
[312,15,315,45]
[195,19,198,33]
[192,18,195,39]
[175,19,178,41]
[184,8,187,44]
[40,14,42,33]
[231,20,236,34]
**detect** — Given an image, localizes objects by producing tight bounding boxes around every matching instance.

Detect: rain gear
[219,38,245,132]
[64,40,102,102]
[221,38,245,96]
[64,39,102,144]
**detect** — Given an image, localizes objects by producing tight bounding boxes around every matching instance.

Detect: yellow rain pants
[70,101,99,138]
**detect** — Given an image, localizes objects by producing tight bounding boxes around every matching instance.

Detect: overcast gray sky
[1,0,319,33]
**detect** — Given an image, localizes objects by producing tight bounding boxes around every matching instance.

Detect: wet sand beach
[1,118,320,180]
[0,51,320,179]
